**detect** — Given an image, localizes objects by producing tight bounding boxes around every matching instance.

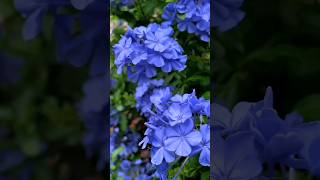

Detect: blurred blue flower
[120,160,131,173]
[0,150,25,173]
[120,131,141,157]
[213,132,262,180]
[288,121,320,173]
[14,0,70,40]
[55,0,107,76]
[79,75,108,113]
[305,136,320,176]
[250,109,303,166]
[80,106,107,170]
[79,75,108,171]
[117,159,154,179]
[213,0,245,31]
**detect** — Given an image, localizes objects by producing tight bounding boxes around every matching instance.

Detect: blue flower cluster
[114,21,210,179]
[213,0,245,31]
[114,23,187,84]
[138,87,210,166]
[162,0,210,42]
[213,87,320,178]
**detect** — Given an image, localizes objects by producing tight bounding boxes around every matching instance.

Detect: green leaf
[19,137,42,157]
[201,171,210,180]
[294,94,320,121]
[187,75,210,86]
[112,146,125,163]
[168,166,180,180]
[181,156,201,178]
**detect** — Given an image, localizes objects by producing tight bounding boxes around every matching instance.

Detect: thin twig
[172,157,190,180]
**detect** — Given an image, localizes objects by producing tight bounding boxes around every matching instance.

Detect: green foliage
[294,94,320,122]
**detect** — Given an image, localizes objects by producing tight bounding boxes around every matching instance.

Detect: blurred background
[214,0,320,121]
[213,0,320,178]
[0,0,107,179]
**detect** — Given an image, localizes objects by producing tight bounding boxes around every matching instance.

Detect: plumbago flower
[113,23,187,84]
[162,0,210,42]
[192,124,210,166]
[114,21,210,179]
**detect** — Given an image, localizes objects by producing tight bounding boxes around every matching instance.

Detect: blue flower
[110,127,120,154]
[121,0,136,7]
[177,18,197,33]
[164,103,192,126]
[151,128,176,165]
[114,23,187,82]
[164,119,201,156]
[150,87,172,112]
[135,79,164,115]
[114,37,134,74]
[162,3,177,25]
[127,63,157,84]
[197,124,210,166]
[163,0,210,42]
[155,162,169,180]
[145,26,173,52]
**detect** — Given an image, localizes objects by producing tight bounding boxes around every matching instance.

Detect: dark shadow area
[213,0,320,179]
[0,0,108,179]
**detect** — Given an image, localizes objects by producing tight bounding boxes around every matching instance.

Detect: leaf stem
[172,157,190,180]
